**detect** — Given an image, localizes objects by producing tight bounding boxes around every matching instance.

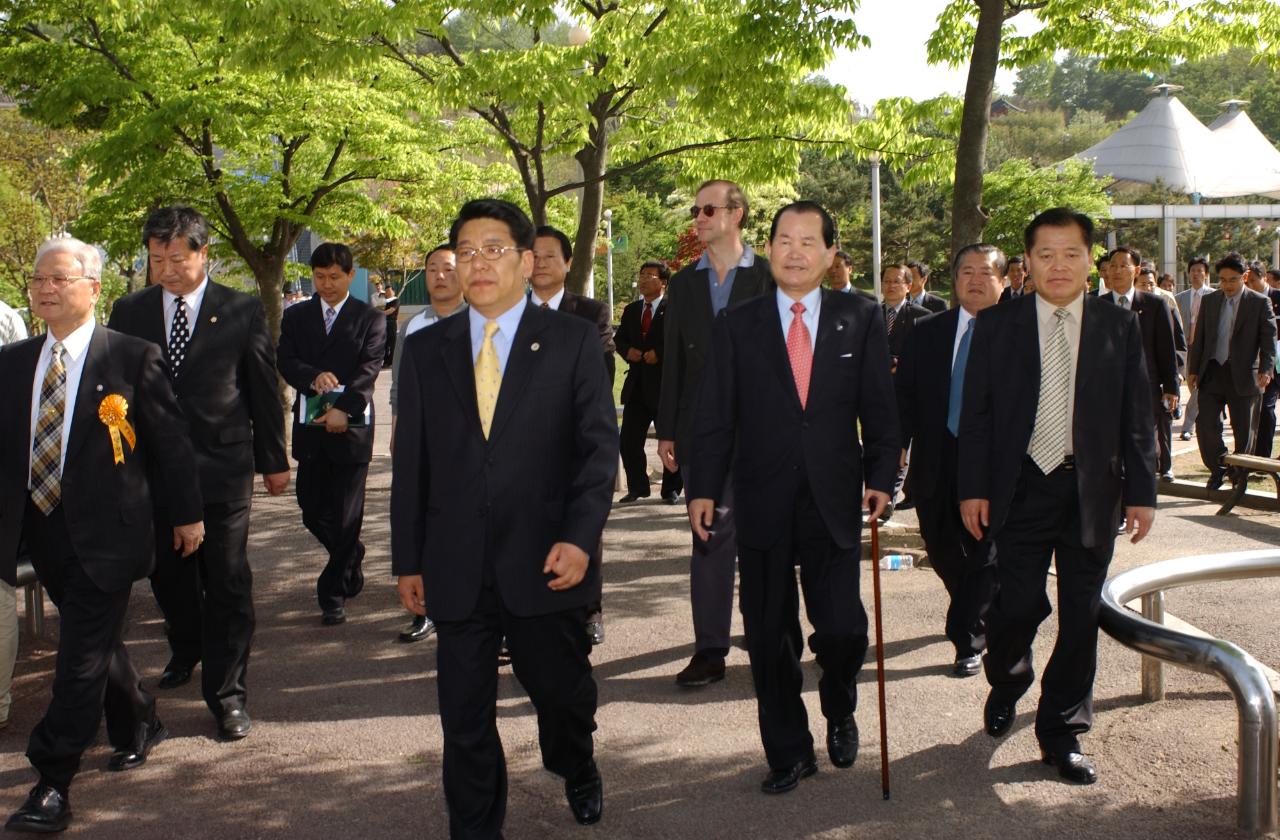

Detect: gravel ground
[1,372,1276,839]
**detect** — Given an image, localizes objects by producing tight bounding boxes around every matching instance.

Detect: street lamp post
[602,208,614,313]
[870,152,882,301]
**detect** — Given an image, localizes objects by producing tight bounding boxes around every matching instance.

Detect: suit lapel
[10,339,41,474]
[62,326,109,467]
[693,267,714,331]
[1014,295,1041,427]
[138,285,167,349]
[806,291,846,410]
[176,281,223,379]
[762,296,803,413]
[441,312,482,440]
[323,298,358,350]
[487,303,547,445]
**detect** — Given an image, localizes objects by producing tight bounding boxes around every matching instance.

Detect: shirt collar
[321,294,350,317]
[777,286,822,323]
[642,294,663,309]
[957,306,975,333]
[695,243,755,272]
[162,277,209,313]
[45,318,95,362]
[1034,291,1085,325]
[531,286,566,310]
[469,297,527,339]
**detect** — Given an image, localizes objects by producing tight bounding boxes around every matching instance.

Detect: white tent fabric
[1073,94,1280,199]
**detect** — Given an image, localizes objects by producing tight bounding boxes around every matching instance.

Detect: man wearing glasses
[0,239,203,832]
[656,179,773,688]
[391,199,616,835]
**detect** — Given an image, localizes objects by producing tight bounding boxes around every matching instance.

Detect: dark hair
[1187,256,1209,273]
[1138,266,1157,279]
[1107,246,1141,266]
[311,242,354,273]
[1249,260,1267,275]
[1023,207,1094,253]
[768,201,836,247]
[425,243,453,264]
[1005,255,1024,272]
[834,250,852,266]
[639,260,670,281]
[952,243,1007,277]
[906,260,930,279]
[1267,269,1280,284]
[448,199,535,251]
[142,206,209,251]
[534,225,573,261]
[881,261,909,280]
[695,179,749,228]
[1095,254,1110,272]
[1215,253,1247,275]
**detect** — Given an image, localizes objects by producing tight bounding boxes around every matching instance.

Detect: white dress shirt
[952,307,976,367]
[162,277,209,342]
[1032,292,1084,456]
[530,287,566,311]
[28,319,96,482]
[320,294,350,327]
[776,287,821,352]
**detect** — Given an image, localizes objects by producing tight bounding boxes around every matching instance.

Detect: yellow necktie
[475,320,501,438]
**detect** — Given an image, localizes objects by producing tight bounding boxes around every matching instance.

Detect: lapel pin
[531,342,541,352]
[210,316,218,323]
[836,323,845,331]
[95,384,103,392]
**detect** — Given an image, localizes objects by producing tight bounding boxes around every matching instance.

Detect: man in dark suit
[656,178,773,688]
[1,238,204,832]
[615,261,682,504]
[907,260,948,314]
[1186,253,1277,488]
[688,201,898,794]
[529,225,616,382]
[107,206,289,741]
[998,255,1027,302]
[392,198,616,836]
[1249,266,1280,458]
[895,244,1004,678]
[1097,247,1181,481]
[881,263,930,371]
[278,243,386,626]
[959,207,1157,786]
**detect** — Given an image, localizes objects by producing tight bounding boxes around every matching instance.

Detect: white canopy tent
[1206,101,1280,200]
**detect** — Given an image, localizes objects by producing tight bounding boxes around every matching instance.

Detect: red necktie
[641,301,653,338]
[787,302,813,408]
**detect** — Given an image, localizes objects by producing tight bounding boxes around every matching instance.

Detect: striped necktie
[1028,308,1072,473]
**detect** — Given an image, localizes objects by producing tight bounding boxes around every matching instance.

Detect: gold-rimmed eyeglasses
[30,275,92,290]
[455,246,524,263]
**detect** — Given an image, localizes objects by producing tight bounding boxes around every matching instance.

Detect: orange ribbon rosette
[98,394,137,465]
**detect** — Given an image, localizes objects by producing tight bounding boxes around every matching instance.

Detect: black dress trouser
[737,482,868,770]
[23,500,154,792]
[296,456,369,612]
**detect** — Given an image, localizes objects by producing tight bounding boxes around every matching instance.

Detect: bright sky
[824,0,1033,106]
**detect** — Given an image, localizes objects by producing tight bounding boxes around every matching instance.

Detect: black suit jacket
[614,297,667,409]
[656,255,774,460]
[107,282,288,506]
[912,291,948,314]
[1095,289,1179,395]
[689,290,899,550]
[556,290,616,382]
[957,294,1156,548]
[390,304,617,620]
[999,286,1029,303]
[0,327,202,589]
[885,301,931,365]
[895,308,962,501]
[1185,288,1277,396]
[277,296,386,463]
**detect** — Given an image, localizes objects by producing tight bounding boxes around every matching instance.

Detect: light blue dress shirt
[468,299,527,375]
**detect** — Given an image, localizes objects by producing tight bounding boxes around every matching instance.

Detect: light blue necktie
[947,319,975,436]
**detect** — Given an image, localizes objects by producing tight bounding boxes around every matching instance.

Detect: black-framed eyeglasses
[455,245,525,263]
[689,204,736,219]
[30,275,92,290]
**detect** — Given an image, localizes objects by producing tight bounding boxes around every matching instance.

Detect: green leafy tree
[0,0,451,337]
[975,159,1111,259]
[227,0,867,295]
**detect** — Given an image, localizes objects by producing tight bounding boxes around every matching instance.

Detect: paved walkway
[2,372,1279,838]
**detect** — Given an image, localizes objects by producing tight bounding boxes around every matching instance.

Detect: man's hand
[643,350,659,365]
[658,439,678,471]
[863,490,891,523]
[263,471,290,495]
[688,498,715,542]
[899,448,908,470]
[544,542,589,591]
[1186,374,1197,390]
[1123,506,1156,543]
[312,371,339,393]
[397,575,426,615]
[625,348,643,363]
[1259,371,1274,391]
[321,407,348,433]
[1162,393,1179,412]
[390,416,398,456]
[173,521,206,558]
[960,498,990,541]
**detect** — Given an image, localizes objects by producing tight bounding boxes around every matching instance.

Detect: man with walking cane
[687,201,899,794]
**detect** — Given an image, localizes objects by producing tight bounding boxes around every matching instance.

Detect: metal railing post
[1140,590,1165,701]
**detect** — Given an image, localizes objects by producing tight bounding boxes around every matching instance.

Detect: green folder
[300,388,368,427]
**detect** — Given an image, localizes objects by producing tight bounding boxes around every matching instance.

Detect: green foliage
[977,159,1111,258]
[987,108,1128,169]
[590,187,683,316]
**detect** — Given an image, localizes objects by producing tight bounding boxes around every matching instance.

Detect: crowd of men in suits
[1,185,1277,838]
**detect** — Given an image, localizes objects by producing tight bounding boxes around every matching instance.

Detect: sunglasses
[689,204,737,219]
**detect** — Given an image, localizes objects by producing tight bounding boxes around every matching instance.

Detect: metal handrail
[1099,550,1280,837]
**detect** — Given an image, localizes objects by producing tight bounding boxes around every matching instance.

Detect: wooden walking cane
[869,515,891,799]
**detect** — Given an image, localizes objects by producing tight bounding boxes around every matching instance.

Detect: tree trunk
[949,0,1006,287]
[567,135,608,297]
[253,255,286,345]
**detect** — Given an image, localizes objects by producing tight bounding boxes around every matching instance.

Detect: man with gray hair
[0,237,203,831]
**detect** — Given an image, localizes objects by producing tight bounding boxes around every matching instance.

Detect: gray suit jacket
[1185,288,1277,396]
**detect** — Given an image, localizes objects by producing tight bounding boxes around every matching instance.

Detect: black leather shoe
[1179,431,1192,441]
[217,708,252,741]
[1041,748,1098,785]
[826,716,858,768]
[877,502,895,524]
[321,608,346,626]
[760,758,817,794]
[564,764,603,826]
[397,614,435,643]
[1159,472,1175,482]
[107,718,166,771]
[661,492,681,505]
[675,653,725,687]
[1207,471,1225,491]
[952,654,982,678]
[616,493,648,504]
[157,662,195,690]
[983,693,1015,737]
[5,784,71,833]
